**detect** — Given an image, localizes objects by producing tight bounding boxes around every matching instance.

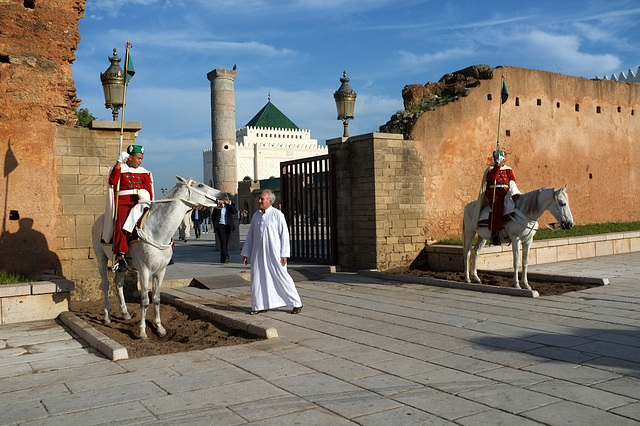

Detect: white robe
[241,206,302,311]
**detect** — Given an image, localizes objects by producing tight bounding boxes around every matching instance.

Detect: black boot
[113,252,128,272]
[491,231,501,246]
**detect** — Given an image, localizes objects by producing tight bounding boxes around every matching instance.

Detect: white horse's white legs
[520,240,532,290]
[471,239,486,283]
[138,270,150,339]
[152,274,167,337]
[114,272,131,320]
[511,240,521,289]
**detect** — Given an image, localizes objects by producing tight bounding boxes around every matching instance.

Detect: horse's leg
[471,238,486,284]
[114,271,131,320]
[463,224,472,283]
[138,268,150,339]
[151,269,167,337]
[97,253,112,323]
[512,239,521,289]
[521,240,532,290]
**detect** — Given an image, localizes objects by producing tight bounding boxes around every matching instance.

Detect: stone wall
[55,122,141,301]
[407,66,640,242]
[0,0,85,274]
[328,133,426,271]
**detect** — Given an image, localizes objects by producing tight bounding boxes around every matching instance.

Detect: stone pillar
[207,68,239,251]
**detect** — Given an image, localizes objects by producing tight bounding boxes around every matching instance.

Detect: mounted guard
[101,144,154,272]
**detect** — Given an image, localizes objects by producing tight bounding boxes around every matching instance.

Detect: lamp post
[333,71,357,138]
[100,48,125,121]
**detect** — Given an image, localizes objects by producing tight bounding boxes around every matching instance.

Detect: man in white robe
[241,189,303,315]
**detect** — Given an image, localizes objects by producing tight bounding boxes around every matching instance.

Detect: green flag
[501,77,508,104]
[125,54,135,83]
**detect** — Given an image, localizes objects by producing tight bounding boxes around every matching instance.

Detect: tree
[75,107,96,127]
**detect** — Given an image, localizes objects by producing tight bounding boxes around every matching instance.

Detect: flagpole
[119,40,132,154]
[495,75,505,155]
[113,40,132,267]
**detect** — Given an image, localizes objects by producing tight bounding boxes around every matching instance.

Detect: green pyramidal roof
[245,101,299,130]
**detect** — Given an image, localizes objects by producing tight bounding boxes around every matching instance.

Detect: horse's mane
[518,187,554,218]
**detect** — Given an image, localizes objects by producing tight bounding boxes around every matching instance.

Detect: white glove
[118,151,129,163]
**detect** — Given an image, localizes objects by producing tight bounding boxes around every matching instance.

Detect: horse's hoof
[157,327,167,337]
[122,313,131,320]
[514,283,521,289]
[103,318,111,324]
[523,283,532,290]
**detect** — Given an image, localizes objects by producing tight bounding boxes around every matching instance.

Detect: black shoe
[224,258,230,263]
[491,232,501,246]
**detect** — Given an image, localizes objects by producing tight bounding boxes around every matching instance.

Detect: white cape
[241,206,302,311]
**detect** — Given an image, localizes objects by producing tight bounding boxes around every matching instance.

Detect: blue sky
[73,0,640,192]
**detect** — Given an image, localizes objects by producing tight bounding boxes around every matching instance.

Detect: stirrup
[491,231,501,246]
[112,254,128,273]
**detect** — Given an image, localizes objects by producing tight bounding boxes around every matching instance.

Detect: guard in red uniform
[482,150,516,245]
[108,144,153,272]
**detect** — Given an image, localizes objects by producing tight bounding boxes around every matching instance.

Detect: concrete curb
[161,293,278,339]
[58,311,129,361]
[360,270,540,298]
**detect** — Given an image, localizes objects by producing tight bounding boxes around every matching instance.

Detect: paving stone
[146,407,246,426]
[409,367,495,393]
[227,394,317,422]
[141,379,288,416]
[457,382,559,414]
[430,353,502,374]
[229,353,315,380]
[477,366,550,387]
[527,378,636,410]
[117,349,213,372]
[351,373,422,396]
[314,389,405,419]
[272,372,360,400]
[392,386,490,421]
[456,408,542,426]
[154,366,256,394]
[0,383,68,409]
[20,401,155,426]
[30,352,108,373]
[594,376,640,399]
[610,401,640,422]
[304,356,381,382]
[0,399,47,424]
[523,360,623,385]
[42,381,167,415]
[522,400,638,425]
[65,366,181,393]
[355,405,455,425]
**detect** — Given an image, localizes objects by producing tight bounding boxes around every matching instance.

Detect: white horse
[463,185,574,290]
[91,176,224,339]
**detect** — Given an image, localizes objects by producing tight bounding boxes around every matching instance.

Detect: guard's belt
[118,189,142,196]
[489,184,509,189]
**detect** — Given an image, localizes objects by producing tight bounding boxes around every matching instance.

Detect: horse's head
[175,176,226,208]
[549,184,574,230]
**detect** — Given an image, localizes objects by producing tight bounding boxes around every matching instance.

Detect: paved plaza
[1,225,639,425]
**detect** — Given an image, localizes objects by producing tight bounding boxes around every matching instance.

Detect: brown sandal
[249,310,267,315]
[291,305,303,314]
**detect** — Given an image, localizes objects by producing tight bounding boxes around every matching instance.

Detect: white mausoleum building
[203,98,327,188]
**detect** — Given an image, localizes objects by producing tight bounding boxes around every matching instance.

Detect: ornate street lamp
[333,71,357,137]
[100,48,125,121]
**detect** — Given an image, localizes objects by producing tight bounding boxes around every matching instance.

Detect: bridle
[135,179,219,250]
[150,178,219,208]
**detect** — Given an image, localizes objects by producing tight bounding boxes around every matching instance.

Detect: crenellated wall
[407,66,640,242]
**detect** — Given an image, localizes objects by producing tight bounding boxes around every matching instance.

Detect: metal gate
[281,154,337,264]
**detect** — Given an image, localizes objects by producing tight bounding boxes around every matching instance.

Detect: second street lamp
[333,71,357,138]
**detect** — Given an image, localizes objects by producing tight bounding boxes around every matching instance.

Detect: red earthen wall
[0,0,85,273]
[410,66,640,241]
